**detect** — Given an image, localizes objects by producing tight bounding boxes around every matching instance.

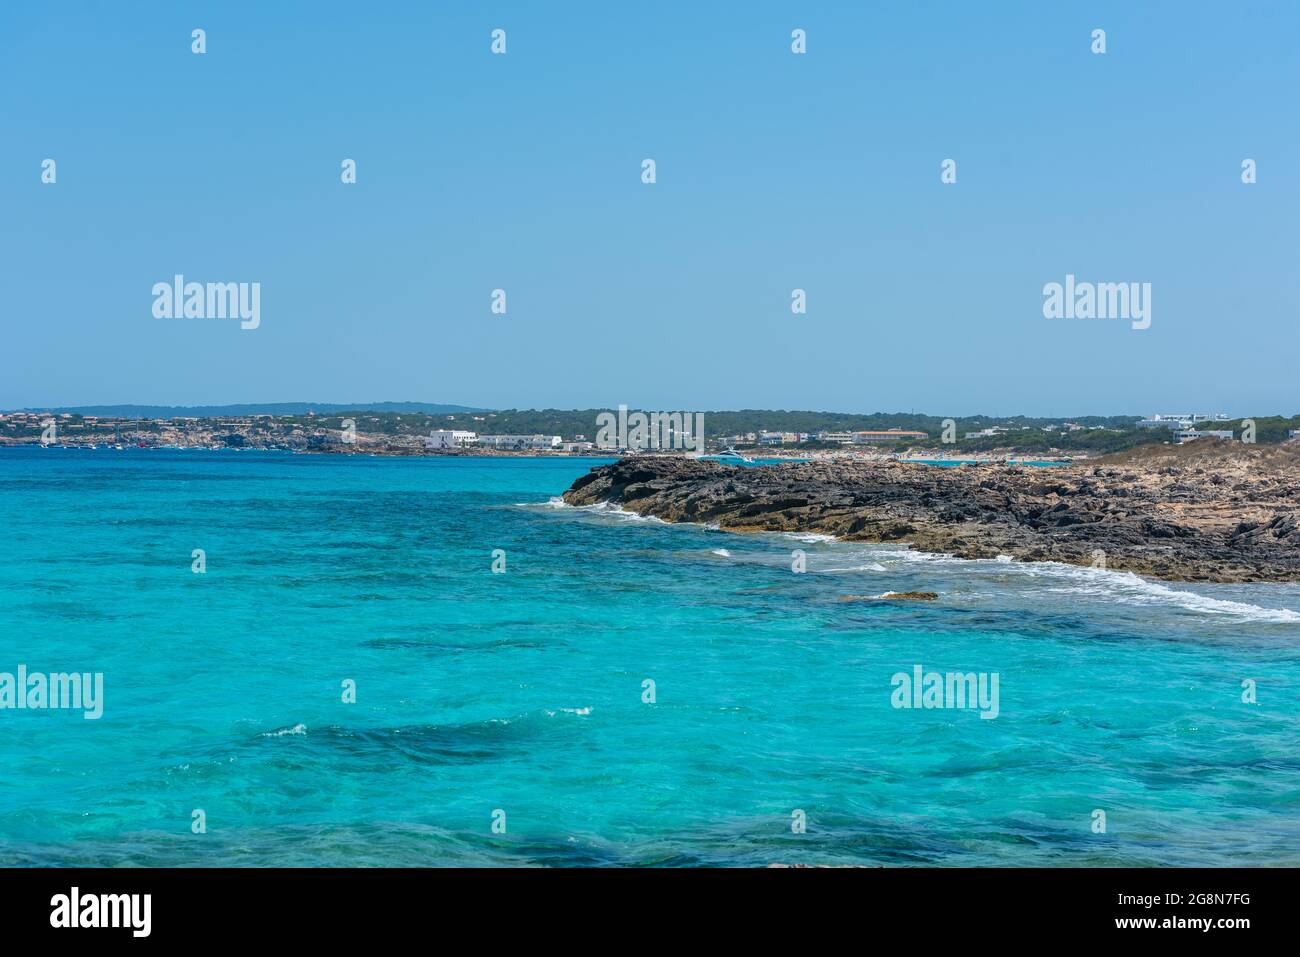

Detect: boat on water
[708,447,753,464]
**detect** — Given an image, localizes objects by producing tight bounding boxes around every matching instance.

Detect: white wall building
[476,434,562,450]
[854,430,930,444]
[1175,429,1233,444]
[1139,413,1230,430]
[425,430,477,449]
[1138,415,1187,429]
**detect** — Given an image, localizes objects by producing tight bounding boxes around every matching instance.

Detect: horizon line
[5,402,1289,421]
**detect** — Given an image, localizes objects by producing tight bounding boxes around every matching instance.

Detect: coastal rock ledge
[562,448,1300,583]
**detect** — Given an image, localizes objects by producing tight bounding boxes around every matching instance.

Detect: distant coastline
[6,406,1297,458]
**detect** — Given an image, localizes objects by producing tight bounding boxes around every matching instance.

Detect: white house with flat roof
[1175,429,1233,444]
[426,430,477,449]
[1139,413,1230,430]
[476,434,561,450]
[854,429,930,444]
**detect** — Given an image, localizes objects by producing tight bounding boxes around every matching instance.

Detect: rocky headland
[562,442,1300,583]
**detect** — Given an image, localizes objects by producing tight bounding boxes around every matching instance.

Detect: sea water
[1,449,1296,866]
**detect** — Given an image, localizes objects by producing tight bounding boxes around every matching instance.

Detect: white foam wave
[598,505,667,524]
[869,546,956,564]
[1019,563,1300,624]
[786,531,839,544]
[523,498,667,524]
[864,546,1298,622]
[263,722,307,737]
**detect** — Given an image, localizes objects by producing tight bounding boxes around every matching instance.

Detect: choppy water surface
[1,449,1296,866]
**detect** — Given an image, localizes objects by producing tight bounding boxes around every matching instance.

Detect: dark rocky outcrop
[562,451,1300,583]
[839,592,939,602]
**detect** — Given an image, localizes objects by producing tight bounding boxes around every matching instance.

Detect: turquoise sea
[1,449,1297,867]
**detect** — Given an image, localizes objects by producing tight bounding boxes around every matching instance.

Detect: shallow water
[1,449,1296,866]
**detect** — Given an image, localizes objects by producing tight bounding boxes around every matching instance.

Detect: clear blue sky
[3,1,1296,416]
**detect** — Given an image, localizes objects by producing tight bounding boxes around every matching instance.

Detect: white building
[817,431,855,444]
[854,429,930,444]
[476,434,562,450]
[965,427,1009,439]
[1175,429,1233,444]
[1139,413,1230,430]
[425,430,477,449]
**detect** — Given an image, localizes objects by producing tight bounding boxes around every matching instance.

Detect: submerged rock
[839,592,939,602]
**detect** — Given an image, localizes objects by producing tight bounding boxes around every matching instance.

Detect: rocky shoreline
[562,444,1300,583]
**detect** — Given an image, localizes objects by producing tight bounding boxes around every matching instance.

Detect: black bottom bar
[0,867,1284,943]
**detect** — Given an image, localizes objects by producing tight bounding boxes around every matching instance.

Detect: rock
[561,453,1300,583]
[837,591,939,602]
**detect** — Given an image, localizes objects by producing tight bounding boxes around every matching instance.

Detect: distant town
[2,407,1298,457]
